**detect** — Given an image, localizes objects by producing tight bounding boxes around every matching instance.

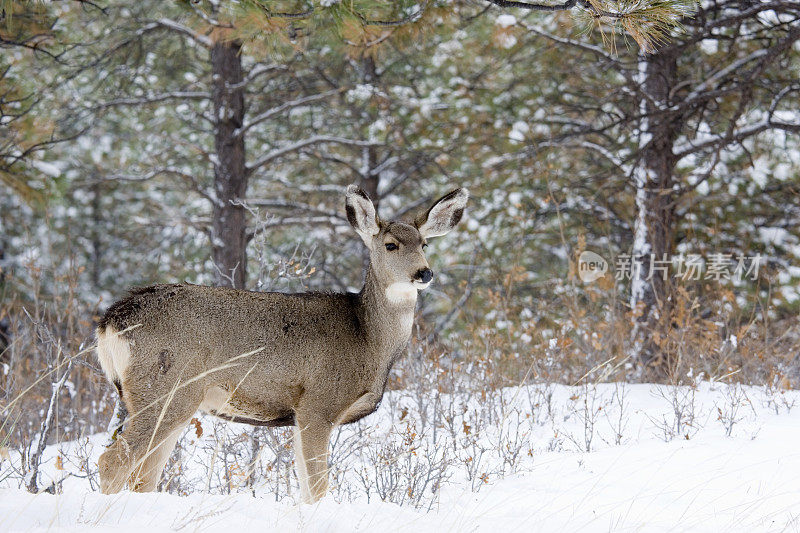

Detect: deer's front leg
[293,414,332,503]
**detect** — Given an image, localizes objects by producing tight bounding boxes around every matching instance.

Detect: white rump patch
[95,326,132,384]
[385,282,418,305]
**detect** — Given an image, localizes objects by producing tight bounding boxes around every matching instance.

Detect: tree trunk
[0,224,9,362]
[211,40,248,289]
[630,47,681,374]
[90,179,102,289]
[358,57,381,211]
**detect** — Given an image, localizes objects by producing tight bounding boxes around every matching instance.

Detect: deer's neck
[358,267,416,358]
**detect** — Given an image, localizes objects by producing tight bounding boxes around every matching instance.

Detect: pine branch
[488,0,697,51]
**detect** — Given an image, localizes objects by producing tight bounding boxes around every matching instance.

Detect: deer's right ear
[346,185,380,247]
[415,187,469,239]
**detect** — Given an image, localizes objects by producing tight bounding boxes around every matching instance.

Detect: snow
[508,121,529,143]
[759,226,789,246]
[497,34,517,49]
[431,40,462,68]
[347,84,377,103]
[2,383,800,532]
[496,14,517,28]
[752,157,769,187]
[700,39,719,55]
[30,160,62,177]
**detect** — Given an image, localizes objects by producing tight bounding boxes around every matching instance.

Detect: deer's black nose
[415,268,433,284]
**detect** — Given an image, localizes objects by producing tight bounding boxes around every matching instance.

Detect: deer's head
[346,185,469,305]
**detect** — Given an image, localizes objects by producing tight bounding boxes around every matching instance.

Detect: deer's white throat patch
[385,282,418,305]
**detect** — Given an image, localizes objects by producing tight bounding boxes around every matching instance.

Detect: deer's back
[100,283,364,379]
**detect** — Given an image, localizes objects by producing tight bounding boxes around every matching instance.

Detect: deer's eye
[422,243,428,250]
[385,243,398,251]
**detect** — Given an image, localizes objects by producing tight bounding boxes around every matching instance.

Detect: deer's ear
[415,188,469,239]
[346,185,380,246]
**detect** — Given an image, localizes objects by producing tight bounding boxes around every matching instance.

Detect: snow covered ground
[2,382,800,532]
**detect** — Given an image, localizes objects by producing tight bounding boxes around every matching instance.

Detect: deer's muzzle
[414,268,433,284]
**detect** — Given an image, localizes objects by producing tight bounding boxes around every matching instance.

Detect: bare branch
[683,49,768,103]
[152,18,212,48]
[89,91,211,111]
[247,216,346,239]
[269,176,345,194]
[105,166,216,204]
[485,0,578,12]
[241,199,344,220]
[578,141,628,171]
[236,88,344,137]
[188,4,234,28]
[247,136,382,176]
[231,63,288,89]
[355,0,431,27]
[301,148,363,178]
[674,120,800,159]
[520,22,625,66]
[248,1,315,20]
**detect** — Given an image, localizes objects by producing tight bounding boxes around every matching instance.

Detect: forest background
[1,0,799,485]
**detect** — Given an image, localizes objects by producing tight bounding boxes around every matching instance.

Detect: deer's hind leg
[128,423,186,492]
[98,433,133,494]
[99,379,203,494]
[127,384,204,492]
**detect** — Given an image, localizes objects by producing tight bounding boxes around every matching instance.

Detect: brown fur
[95,185,468,502]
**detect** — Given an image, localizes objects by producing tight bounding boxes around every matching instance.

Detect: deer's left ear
[346,184,381,247]
[415,188,469,239]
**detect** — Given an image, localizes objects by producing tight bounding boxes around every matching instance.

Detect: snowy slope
[2,382,799,532]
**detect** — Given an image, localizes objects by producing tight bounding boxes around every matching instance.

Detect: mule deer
[95,184,468,502]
